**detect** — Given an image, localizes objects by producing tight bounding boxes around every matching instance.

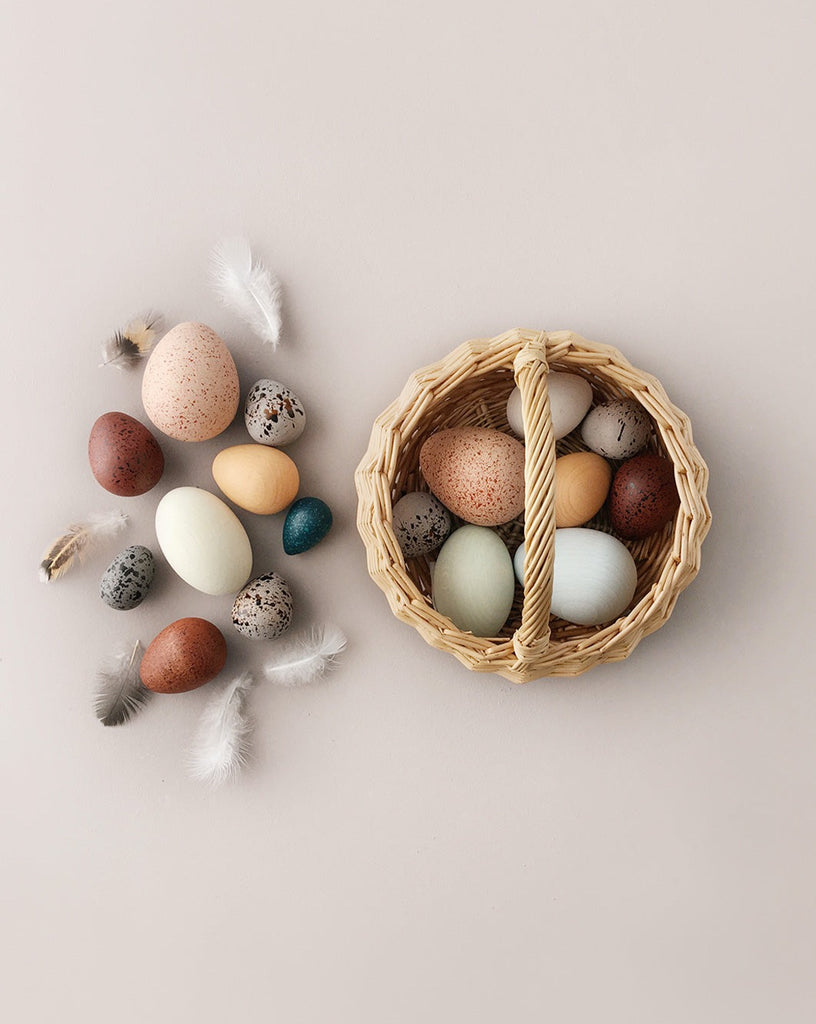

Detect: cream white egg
[432,525,515,636]
[506,372,593,440]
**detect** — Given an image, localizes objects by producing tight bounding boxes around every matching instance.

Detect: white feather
[210,237,282,347]
[263,625,347,687]
[188,672,254,786]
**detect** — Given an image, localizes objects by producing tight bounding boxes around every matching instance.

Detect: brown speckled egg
[609,453,680,539]
[88,412,164,496]
[141,322,240,441]
[581,399,652,460]
[554,452,612,527]
[140,617,227,694]
[419,427,525,527]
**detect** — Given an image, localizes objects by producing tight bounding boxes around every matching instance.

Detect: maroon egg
[609,453,680,539]
[140,617,227,694]
[89,412,164,496]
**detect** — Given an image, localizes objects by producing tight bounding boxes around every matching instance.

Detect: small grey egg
[232,571,293,639]
[100,545,155,610]
[244,379,306,447]
[581,399,652,460]
[392,492,452,558]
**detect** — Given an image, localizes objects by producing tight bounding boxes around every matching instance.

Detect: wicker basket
[355,329,711,681]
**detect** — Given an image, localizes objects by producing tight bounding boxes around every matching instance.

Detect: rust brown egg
[89,411,164,496]
[609,453,680,539]
[140,617,227,694]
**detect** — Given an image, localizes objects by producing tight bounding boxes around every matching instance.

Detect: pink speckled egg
[419,427,525,526]
[141,322,240,442]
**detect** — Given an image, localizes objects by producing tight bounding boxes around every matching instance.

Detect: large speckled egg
[88,412,164,496]
[140,617,227,694]
[141,322,239,441]
[100,545,155,610]
[609,453,680,539]
[506,372,593,440]
[550,528,638,626]
[212,444,299,515]
[432,525,516,636]
[554,452,612,528]
[581,399,652,460]
[419,427,525,527]
[392,491,451,559]
[283,497,333,554]
[244,379,306,447]
[232,572,293,639]
[155,487,252,595]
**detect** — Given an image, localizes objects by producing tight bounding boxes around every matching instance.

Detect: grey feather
[94,640,152,727]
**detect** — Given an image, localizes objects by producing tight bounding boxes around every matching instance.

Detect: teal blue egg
[282,497,333,555]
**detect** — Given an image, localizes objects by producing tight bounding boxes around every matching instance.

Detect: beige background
[2,1,815,1021]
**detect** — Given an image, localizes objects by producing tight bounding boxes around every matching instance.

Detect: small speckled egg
[155,487,253,596]
[232,572,293,639]
[554,452,612,527]
[419,427,525,527]
[283,497,333,554]
[100,545,155,610]
[550,528,638,626]
[609,453,680,539]
[88,412,164,496]
[506,372,593,440]
[141,322,240,441]
[432,525,516,636]
[581,399,652,460]
[244,379,306,447]
[212,444,300,515]
[391,492,452,559]
[140,618,227,694]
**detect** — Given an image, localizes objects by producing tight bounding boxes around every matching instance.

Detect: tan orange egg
[554,452,612,528]
[212,444,299,514]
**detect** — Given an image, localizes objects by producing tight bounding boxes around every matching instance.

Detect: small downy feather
[100,313,163,368]
[263,625,347,687]
[94,640,152,727]
[39,510,128,582]
[188,672,255,786]
[210,237,282,347]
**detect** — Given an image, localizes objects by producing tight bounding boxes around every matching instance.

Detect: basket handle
[511,332,555,663]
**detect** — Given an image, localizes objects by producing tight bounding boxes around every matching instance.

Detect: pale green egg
[432,525,515,637]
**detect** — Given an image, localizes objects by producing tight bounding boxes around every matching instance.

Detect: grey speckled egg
[244,379,306,447]
[580,399,652,460]
[392,491,452,559]
[100,545,155,610]
[232,571,293,639]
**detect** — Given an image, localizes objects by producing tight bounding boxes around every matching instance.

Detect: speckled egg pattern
[232,572,293,639]
[581,399,653,460]
[244,379,306,447]
[100,545,156,610]
[392,491,452,558]
[141,322,240,441]
[140,617,227,694]
[609,453,680,539]
[419,427,526,527]
[88,412,164,496]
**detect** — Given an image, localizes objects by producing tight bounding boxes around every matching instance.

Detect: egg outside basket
[355,329,711,682]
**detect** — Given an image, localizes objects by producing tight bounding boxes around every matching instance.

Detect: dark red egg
[609,453,680,539]
[89,411,164,496]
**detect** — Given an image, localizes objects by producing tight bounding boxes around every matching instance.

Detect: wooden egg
[554,452,612,528]
[212,444,299,515]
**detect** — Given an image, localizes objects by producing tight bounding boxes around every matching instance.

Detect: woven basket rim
[355,329,711,681]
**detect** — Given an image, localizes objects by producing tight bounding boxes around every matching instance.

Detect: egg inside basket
[355,329,711,681]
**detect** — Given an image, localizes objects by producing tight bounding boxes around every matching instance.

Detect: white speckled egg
[506,372,593,440]
[550,528,638,626]
[244,379,306,446]
[432,525,515,636]
[581,399,652,460]
[392,492,452,558]
[142,322,240,441]
[155,487,252,596]
[232,572,293,639]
